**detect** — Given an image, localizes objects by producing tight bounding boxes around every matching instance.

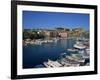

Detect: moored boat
[43,59,62,68]
[74,44,86,49]
[67,48,78,52]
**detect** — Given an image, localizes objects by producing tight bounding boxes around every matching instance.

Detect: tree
[65,28,70,31]
[55,27,65,30]
[23,30,30,39]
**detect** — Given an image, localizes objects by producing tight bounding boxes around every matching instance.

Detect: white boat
[43,59,62,68]
[86,48,90,55]
[70,63,80,67]
[67,48,78,52]
[47,40,53,43]
[71,54,85,63]
[74,41,86,49]
[66,56,75,61]
[43,62,52,68]
[60,57,80,67]
[53,38,59,42]
[34,41,42,45]
[82,55,89,59]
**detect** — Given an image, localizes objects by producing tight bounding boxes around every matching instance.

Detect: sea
[23,38,77,69]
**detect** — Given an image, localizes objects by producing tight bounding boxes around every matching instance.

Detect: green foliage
[65,29,70,31]
[56,27,65,30]
[23,31,30,39]
[23,29,45,39]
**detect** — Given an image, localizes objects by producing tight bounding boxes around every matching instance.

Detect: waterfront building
[58,32,67,38]
[50,31,58,37]
[43,30,51,37]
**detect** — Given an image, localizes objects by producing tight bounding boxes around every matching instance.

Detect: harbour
[23,38,89,68]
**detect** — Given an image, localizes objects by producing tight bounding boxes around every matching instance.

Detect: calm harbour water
[23,38,76,69]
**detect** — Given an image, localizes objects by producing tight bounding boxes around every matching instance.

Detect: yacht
[43,59,62,68]
[74,41,86,49]
[74,38,86,50]
[71,54,85,63]
[67,48,78,52]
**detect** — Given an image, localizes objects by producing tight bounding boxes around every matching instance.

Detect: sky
[23,11,89,30]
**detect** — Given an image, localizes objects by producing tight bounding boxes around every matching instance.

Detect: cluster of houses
[37,29,68,38]
[23,28,87,46]
[34,28,86,38]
